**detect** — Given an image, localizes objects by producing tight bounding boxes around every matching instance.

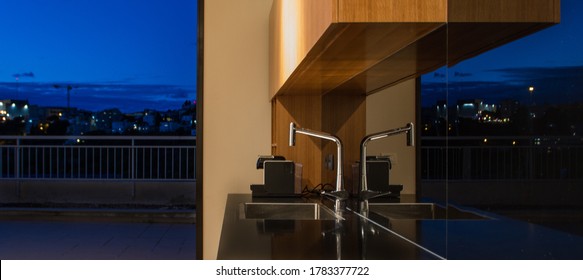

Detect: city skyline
[0,81,195,113]
[422,0,583,107]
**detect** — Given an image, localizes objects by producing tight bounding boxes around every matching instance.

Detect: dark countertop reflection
[217,194,583,260]
[217,194,441,260]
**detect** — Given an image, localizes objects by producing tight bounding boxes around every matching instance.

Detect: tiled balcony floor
[0,220,196,260]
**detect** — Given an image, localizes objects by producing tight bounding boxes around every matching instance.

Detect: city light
[0,98,195,136]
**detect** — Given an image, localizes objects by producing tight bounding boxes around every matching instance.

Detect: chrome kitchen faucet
[289,122,349,208]
[359,122,414,201]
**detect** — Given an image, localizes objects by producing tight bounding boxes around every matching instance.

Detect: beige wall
[203,0,273,259]
[366,79,417,194]
[203,0,417,258]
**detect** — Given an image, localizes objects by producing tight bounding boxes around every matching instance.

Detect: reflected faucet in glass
[359,122,414,201]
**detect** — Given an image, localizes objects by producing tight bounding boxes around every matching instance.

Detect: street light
[527,86,536,133]
[527,86,536,179]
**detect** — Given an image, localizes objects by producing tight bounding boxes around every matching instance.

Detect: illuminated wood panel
[271,94,366,190]
[338,0,447,22]
[321,94,366,192]
[331,26,447,95]
[270,0,559,98]
[269,0,337,99]
[272,95,324,188]
[269,0,448,98]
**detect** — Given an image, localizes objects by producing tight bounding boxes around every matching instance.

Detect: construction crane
[52,84,78,117]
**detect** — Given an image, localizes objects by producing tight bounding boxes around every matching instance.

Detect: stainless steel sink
[369,203,488,220]
[240,202,342,220]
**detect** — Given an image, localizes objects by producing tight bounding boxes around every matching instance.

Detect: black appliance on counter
[251,155,301,197]
[351,156,402,198]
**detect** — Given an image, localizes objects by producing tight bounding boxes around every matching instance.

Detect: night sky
[422,0,583,107]
[0,0,197,113]
[1,1,582,112]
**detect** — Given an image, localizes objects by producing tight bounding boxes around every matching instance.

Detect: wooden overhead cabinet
[269,0,560,190]
[269,0,560,98]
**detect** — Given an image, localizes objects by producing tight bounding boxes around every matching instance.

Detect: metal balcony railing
[4,136,580,182]
[421,136,583,181]
[0,136,196,181]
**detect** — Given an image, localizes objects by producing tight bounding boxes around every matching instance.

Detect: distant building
[68,110,93,135]
[435,100,447,119]
[0,99,30,121]
[143,110,159,127]
[92,108,123,132]
[498,99,520,119]
[112,120,131,134]
[31,106,67,121]
[2,99,198,135]
[456,99,497,120]
[159,121,182,133]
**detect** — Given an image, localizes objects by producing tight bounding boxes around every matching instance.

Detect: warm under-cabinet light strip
[281,0,300,81]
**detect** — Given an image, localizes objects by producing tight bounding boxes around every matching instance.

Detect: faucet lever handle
[406,122,415,147]
[359,189,390,200]
[321,190,349,201]
[289,122,296,146]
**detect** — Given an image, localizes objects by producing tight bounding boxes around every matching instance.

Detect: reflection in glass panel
[417,64,449,257]
[442,0,583,259]
[363,25,449,258]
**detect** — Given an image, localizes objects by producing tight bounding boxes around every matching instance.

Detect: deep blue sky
[0,0,197,113]
[1,1,582,112]
[421,0,583,107]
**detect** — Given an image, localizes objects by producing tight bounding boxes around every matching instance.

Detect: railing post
[0,146,3,178]
[463,147,471,180]
[131,138,136,200]
[528,139,534,180]
[131,138,135,180]
[16,137,21,199]
[15,138,20,180]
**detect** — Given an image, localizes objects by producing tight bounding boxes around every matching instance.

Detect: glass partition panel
[445,0,583,259]
[361,24,449,259]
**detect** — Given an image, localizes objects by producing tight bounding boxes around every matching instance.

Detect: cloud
[12,72,35,79]
[0,82,195,113]
[421,65,583,107]
[488,65,583,80]
[167,91,189,99]
[454,71,472,78]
